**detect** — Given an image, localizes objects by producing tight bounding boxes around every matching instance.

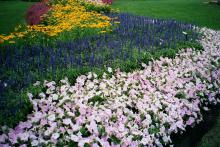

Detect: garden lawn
[198,108,220,147]
[0,1,34,34]
[112,0,220,30]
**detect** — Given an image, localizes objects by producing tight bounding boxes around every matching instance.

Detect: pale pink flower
[63,118,72,125]
[70,134,80,142]
[18,132,29,141]
[31,140,39,146]
[48,114,56,122]
[186,117,195,126]
[51,133,60,140]
[0,134,8,143]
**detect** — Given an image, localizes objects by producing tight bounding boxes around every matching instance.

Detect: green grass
[112,0,220,30]
[198,108,220,147]
[0,1,34,34]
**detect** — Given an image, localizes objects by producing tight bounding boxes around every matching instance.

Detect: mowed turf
[112,0,220,30]
[0,1,34,34]
[198,108,220,147]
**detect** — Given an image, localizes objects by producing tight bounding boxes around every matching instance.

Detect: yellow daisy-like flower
[0,0,115,44]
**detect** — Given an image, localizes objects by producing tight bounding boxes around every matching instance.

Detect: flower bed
[0,0,112,44]
[0,13,199,128]
[0,28,219,146]
[27,0,112,37]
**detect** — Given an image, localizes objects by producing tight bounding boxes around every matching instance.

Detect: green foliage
[56,140,78,146]
[80,126,91,137]
[98,125,107,136]
[84,143,91,147]
[16,26,104,47]
[176,41,203,51]
[140,113,146,120]
[108,135,121,145]
[0,93,32,128]
[75,108,81,117]
[110,115,118,122]
[88,95,106,105]
[175,91,187,99]
[68,141,78,147]
[56,27,104,45]
[132,135,143,141]
[80,1,112,13]
[149,126,160,134]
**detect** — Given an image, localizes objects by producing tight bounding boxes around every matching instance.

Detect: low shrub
[26,2,50,25]
[102,0,113,4]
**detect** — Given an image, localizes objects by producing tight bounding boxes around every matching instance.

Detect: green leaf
[108,135,121,145]
[175,91,186,99]
[80,126,91,137]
